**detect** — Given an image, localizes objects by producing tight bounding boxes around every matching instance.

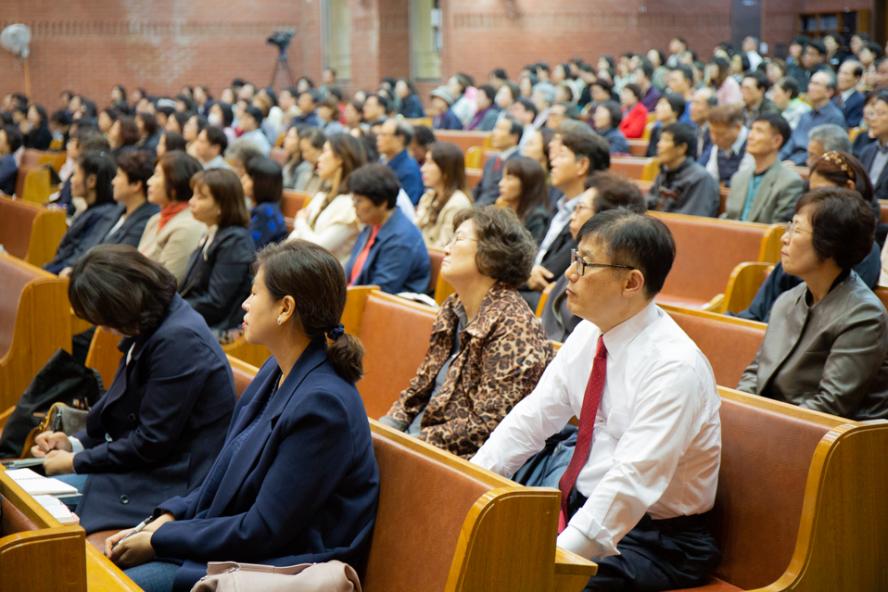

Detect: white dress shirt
[472,302,721,559]
[534,192,580,266]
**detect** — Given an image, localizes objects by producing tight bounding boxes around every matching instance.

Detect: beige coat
[415,189,473,249]
[288,191,360,265]
[138,208,206,283]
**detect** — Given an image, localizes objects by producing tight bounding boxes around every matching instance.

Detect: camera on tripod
[267,30,294,54]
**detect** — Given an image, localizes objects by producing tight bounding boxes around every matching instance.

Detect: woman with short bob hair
[32,245,235,536]
[737,187,888,420]
[138,151,206,282]
[105,240,379,592]
[179,168,255,337]
[381,206,553,458]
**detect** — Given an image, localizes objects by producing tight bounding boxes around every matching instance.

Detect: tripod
[270,48,295,88]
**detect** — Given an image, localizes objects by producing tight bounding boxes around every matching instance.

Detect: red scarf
[157,202,189,231]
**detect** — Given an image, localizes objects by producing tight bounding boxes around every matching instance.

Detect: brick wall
[0,0,876,110]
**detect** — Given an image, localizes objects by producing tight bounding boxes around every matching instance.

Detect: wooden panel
[0,197,66,268]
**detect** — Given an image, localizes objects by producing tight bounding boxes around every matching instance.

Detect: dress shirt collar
[600,300,659,359]
[841,88,856,102]
[724,126,748,156]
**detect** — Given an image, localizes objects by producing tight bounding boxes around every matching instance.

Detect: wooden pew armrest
[86,543,142,590]
[554,546,597,592]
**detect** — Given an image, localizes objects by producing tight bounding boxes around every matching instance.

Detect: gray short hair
[809,124,851,153]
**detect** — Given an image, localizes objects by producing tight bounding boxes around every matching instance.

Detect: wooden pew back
[711,389,888,591]
[0,255,71,410]
[0,197,67,268]
[433,131,491,154]
[281,190,311,232]
[610,156,658,182]
[650,212,783,309]
[661,305,765,387]
[355,292,437,417]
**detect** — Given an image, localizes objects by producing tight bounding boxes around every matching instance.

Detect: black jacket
[100,202,160,247]
[179,225,256,331]
[859,142,888,200]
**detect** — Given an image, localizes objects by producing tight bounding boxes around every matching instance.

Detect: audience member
[618,83,648,139]
[806,123,852,166]
[645,93,685,157]
[467,84,500,131]
[22,103,53,150]
[138,151,206,282]
[700,104,751,186]
[288,133,367,264]
[591,101,630,154]
[344,164,429,293]
[105,240,378,591]
[740,71,780,127]
[724,114,803,223]
[381,206,552,458]
[180,168,255,335]
[858,90,888,199]
[429,87,463,130]
[316,96,346,135]
[242,156,288,249]
[0,125,21,195]
[410,124,436,165]
[33,245,235,534]
[495,155,552,244]
[737,187,888,420]
[634,59,662,111]
[474,116,523,205]
[156,130,186,159]
[648,123,719,216]
[193,125,229,170]
[362,94,388,129]
[292,90,321,128]
[238,106,272,155]
[834,59,866,127]
[396,79,425,118]
[771,77,811,130]
[473,209,721,591]
[688,87,716,158]
[780,69,847,165]
[416,141,472,249]
[98,150,159,248]
[45,151,120,274]
[377,118,423,205]
[540,172,647,342]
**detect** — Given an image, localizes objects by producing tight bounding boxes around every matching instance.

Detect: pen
[113,516,152,549]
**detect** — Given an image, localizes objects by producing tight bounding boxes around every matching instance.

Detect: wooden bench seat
[281,189,311,232]
[0,254,71,411]
[650,212,783,310]
[433,130,492,154]
[661,305,766,387]
[689,388,888,591]
[0,197,67,268]
[610,156,658,182]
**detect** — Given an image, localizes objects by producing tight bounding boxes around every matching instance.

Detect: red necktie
[558,335,608,532]
[493,155,503,173]
[349,225,380,285]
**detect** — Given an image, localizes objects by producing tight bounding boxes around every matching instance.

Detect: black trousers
[565,490,721,592]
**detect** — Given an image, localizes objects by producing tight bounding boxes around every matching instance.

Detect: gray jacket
[647,158,719,217]
[737,272,888,420]
[723,160,804,223]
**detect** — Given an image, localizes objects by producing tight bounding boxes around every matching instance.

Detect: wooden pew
[85,326,123,388]
[0,197,67,268]
[428,247,447,296]
[366,420,596,592]
[0,468,141,591]
[0,469,87,591]
[660,304,765,387]
[880,199,888,224]
[466,167,482,189]
[686,388,888,591]
[433,130,492,154]
[348,291,437,417]
[228,355,259,399]
[876,285,888,310]
[610,156,658,182]
[649,212,783,310]
[464,145,484,169]
[0,254,71,411]
[627,139,647,156]
[714,261,773,314]
[281,189,311,232]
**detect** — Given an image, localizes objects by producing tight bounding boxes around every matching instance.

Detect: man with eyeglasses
[474,209,722,591]
[858,91,888,200]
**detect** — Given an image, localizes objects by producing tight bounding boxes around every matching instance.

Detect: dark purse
[0,349,103,458]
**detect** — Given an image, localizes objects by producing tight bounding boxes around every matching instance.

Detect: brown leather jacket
[385,284,554,458]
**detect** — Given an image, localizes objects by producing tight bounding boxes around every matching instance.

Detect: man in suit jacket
[700,104,752,187]
[724,113,804,223]
[377,118,424,205]
[834,60,866,128]
[858,91,888,200]
[473,115,522,206]
[647,123,720,217]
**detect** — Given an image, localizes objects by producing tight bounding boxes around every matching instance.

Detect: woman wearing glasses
[379,206,553,458]
[737,186,888,420]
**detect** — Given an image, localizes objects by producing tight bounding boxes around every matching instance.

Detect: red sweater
[619,102,649,139]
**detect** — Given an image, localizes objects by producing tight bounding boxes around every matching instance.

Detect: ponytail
[326,328,364,383]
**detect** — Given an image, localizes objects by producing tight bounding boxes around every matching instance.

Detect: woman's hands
[31,431,73,456]
[104,513,176,567]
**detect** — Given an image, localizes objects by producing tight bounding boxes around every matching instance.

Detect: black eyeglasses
[570,249,636,277]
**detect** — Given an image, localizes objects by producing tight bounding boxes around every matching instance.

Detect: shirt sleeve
[558,360,710,559]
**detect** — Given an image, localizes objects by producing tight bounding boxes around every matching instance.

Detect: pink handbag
[190,560,362,592]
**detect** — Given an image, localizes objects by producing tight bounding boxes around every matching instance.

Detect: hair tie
[327,324,345,341]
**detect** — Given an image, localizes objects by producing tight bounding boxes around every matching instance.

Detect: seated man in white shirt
[473,209,722,591]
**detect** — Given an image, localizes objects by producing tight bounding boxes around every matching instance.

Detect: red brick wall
[0,0,876,110]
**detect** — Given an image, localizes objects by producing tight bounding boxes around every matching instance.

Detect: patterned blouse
[383,284,554,458]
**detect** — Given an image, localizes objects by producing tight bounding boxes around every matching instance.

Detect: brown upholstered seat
[663,306,766,387]
[355,292,436,418]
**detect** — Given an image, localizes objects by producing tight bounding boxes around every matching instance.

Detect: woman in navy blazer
[179,168,255,336]
[32,245,235,534]
[345,163,430,294]
[106,240,380,592]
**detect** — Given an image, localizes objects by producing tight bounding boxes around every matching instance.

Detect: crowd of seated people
[4,30,888,592]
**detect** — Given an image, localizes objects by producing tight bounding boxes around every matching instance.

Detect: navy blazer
[859,142,888,200]
[0,154,17,195]
[100,202,160,247]
[386,150,424,205]
[179,226,256,332]
[345,207,430,294]
[44,202,120,274]
[399,94,425,119]
[151,343,379,592]
[72,295,235,532]
[834,91,865,128]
